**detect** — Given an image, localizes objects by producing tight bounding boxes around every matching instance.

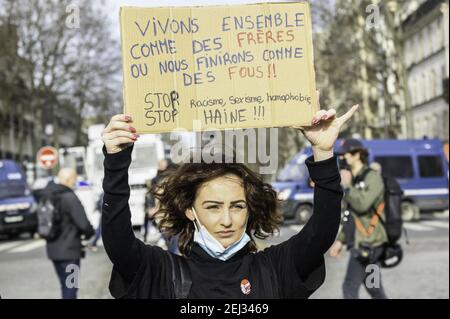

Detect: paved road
[295,213,448,299]
[0,212,448,299]
[0,237,112,299]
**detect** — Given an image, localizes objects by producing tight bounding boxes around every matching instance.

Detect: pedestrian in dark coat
[44,168,94,299]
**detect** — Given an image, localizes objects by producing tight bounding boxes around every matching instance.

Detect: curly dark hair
[152,154,283,256]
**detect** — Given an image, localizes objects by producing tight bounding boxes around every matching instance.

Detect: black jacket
[45,182,95,261]
[102,146,343,299]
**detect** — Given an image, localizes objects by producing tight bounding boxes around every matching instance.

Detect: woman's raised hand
[294,91,359,160]
[102,114,140,154]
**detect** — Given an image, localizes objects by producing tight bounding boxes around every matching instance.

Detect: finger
[314,109,336,125]
[317,109,337,123]
[337,104,359,126]
[110,136,137,146]
[111,114,132,123]
[104,114,133,133]
[312,110,327,125]
[104,120,136,134]
[314,110,327,118]
[324,109,337,120]
[104,130,139,142]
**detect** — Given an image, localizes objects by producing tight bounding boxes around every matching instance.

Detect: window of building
[444,110,449,139]
[423,25,431,58]
[431,69,438,98]
[419,73,426,103]
[415,33,422,62]
[415,76,421,104]
[416,118,421,139]
[405,40,412,66]
[420,118,427,138]
[437,16,444,48]
[432,113,439,137]
[410,77,417,105]
[442,64,447,93]
[432,21,443,53]
[435,66,442,95]
[420,116,429,138]
[424,71,431,101]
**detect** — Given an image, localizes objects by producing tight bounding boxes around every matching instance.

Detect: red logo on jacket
[240,279,251,295]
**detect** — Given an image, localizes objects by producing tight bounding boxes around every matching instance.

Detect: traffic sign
[37,146,58,170]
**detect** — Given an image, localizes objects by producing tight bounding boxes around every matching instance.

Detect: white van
[85,124,165,227]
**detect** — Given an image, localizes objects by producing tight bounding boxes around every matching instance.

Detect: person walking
[330,139,388,299]
[44,168,95,299]
[89,192,104,252]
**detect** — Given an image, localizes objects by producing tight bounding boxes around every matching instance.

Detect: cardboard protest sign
[120,2,318,133]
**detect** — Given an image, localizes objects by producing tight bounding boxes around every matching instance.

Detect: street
[309,212,448,299]
[0,0,449,305]
[0,236,112,299]
[0,212,448,299]
[264,212,449,299]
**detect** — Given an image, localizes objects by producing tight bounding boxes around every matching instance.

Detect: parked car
[273,139,449,223]
[0,159,37,237]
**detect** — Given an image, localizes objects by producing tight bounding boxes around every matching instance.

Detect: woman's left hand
[293,91,359,160]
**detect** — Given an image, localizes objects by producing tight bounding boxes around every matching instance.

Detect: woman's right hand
[102,114,140,154]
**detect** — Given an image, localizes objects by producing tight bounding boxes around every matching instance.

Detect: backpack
[37,192,63,241]
[168,253,192,299]
[380,173,404,244]
[357,168,404,267]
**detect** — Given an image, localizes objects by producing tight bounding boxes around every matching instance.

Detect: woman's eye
[232,205,246,210]
[207,205,220,209]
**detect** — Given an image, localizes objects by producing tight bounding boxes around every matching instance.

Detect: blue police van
[273,139,449,223]
[0,160,37,237]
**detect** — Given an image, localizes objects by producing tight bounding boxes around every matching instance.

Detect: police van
[273,139,449,223]
[0,160,37,237]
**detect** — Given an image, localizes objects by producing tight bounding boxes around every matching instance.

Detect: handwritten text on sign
[120,2,318,133]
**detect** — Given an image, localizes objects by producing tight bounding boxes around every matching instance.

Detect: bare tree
[314,0,409,139]
[0,0,121,159]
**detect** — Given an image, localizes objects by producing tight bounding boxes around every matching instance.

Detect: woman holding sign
[101,95,358,299]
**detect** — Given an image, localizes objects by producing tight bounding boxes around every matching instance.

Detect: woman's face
[186,174,249,249]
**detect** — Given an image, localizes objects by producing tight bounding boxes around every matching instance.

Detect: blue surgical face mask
[191,207,251,261]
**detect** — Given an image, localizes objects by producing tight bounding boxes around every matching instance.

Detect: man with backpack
[39,168,94,299]
[330,138,402,299]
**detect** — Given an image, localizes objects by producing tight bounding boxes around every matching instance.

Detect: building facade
[403,0,449,140]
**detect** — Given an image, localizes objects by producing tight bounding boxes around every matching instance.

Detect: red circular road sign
[37,146,58,170]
